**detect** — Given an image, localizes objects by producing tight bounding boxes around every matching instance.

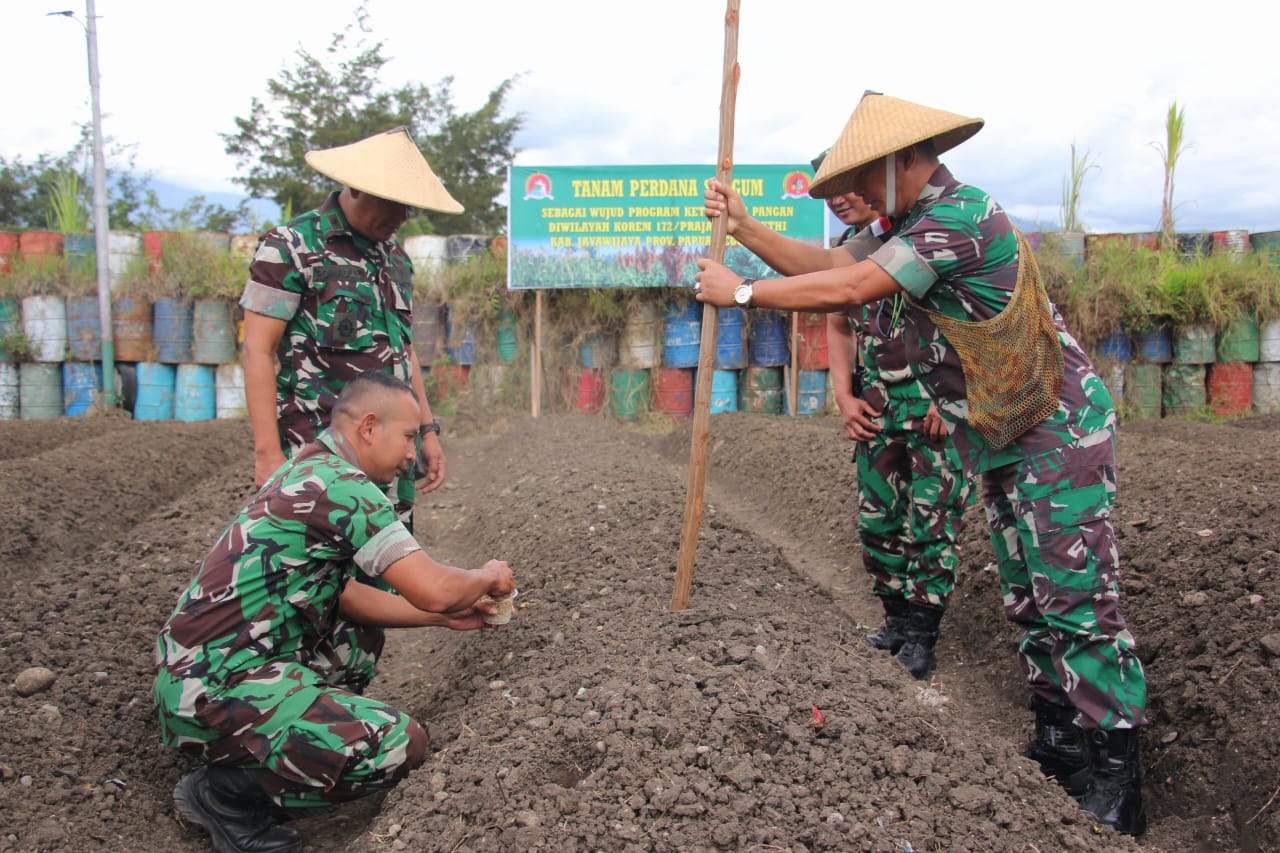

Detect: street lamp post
[52,1,116,407]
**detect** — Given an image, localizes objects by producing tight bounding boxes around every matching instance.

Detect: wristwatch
[733,278,755,308]
[418,419,441,438]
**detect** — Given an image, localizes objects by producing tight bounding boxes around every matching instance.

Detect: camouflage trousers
[981,429,1148,730]
[155,661,428,810]
[856,397,973,609]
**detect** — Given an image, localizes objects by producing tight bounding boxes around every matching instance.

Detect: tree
[223,6,522,237]
[1,127,250,233]
[0,153,76,230]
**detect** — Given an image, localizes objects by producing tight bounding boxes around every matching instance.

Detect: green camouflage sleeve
[239,229,306,321]
[308,471,421,577]
[869,236,937,298]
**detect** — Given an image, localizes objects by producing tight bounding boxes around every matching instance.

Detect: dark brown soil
[1,410,1277,852]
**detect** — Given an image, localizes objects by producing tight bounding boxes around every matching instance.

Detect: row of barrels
[0,361,246,421]
[1097,318,1280,417]
[568,365,833,420]
[1106,362,1280,418]
[1,295,239,365]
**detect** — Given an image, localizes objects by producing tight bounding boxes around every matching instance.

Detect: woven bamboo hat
[305,127,464,213]
[809,93,983,199]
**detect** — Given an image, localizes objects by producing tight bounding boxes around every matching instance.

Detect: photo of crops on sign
[507,164,825,289]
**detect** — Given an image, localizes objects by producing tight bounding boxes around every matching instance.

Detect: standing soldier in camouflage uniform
[240,127,462,697]
[698,93,1147,836]
[155,372,515,853]
[241,126,459,514]
[812,149,974,681]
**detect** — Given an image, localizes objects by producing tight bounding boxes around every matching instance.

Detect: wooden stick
[531,289,543,417]
[789,311,799,416]
[670,0,740,612]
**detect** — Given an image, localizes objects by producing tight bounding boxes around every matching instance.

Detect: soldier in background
[155,372,514,853]
[813,148,974,681]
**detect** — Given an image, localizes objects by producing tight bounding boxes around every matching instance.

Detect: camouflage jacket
[866,165,1115,475]
[836,225,934,419]
[240,192,416,449]
[153,429,420,712]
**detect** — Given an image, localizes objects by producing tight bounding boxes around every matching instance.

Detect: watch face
[734,284,751,306]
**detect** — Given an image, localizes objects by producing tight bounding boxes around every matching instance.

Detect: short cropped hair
[332,371,415,422]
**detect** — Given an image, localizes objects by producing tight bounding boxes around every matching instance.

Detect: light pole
[50,1,116,407]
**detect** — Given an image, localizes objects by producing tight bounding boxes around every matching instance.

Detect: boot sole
[173,770,302,853]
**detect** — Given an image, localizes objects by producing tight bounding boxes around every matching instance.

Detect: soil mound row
[351,414,1136,853]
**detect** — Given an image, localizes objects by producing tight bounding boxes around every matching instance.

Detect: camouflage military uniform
[838,225,973,610]
[239,191,419,524]
[865,165,1147,729]
[154,430,427,811]
[240,193,424,688]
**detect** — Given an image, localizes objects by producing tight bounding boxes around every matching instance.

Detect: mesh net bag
[905,231,1063,449]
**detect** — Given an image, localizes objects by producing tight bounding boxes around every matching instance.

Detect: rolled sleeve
[240,280,301,320]
[239,231,305,320]
[869,236,937,299]
[353,521,422,577]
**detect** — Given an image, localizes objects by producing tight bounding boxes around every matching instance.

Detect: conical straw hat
[809,93,983,199]
[305,127,464,213]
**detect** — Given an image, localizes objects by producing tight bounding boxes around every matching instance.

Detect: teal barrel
[662,301,702,368]
[710,368,738,413]
[714,307,746,369]
[0,362,18,419]
[192,299,237,364]
[64,231,96,281]
[19,362,62,420]
[796,369,828,415]
[174,363,216,422]
[1125,364,1162,418]
[62,362,102,415]
[134,362,176,421]
[1162,364,1205,417]
[65,296,102,361]
[609,368,650,420]
[1216,313,1260,363]
[0,297,22,361]
[1172,325,1215,365]
[153,297,194,363]
[496,308,518,364]
[738,366,783,414]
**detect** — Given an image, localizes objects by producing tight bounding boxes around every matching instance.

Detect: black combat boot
[893,603,943,680]
[173,766,303,853]
[1023,695,1091,797]
[866,595,909,653]
[1079,728,1147,837]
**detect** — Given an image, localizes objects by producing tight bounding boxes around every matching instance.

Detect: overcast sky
[7,0,1279,234]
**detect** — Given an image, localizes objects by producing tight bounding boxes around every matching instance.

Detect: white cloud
[5,0,1278,232]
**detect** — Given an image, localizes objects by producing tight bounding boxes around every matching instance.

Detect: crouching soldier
[153,372,514,853]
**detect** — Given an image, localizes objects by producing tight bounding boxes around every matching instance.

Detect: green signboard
[507,164,826,290]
